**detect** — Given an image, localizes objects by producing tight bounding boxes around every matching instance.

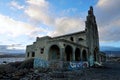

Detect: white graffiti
[70,61,88,69]
[34,58,48,68]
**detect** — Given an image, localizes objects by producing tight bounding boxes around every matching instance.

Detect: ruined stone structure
[26,6,105,67]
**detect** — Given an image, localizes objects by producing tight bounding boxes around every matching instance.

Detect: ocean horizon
[0,57,25,64]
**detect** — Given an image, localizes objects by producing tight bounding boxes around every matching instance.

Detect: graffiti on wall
[69,61,88,70]
[34,58,49,68]
[49,61,63,69]
[33,58,89,70]
[89,55,94,66]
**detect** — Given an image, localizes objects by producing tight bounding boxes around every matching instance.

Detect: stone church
[25,6,106,67]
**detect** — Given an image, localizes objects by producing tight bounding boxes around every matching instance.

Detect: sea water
[0,57,25,64]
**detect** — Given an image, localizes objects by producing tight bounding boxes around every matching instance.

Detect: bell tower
[85,6,99,65]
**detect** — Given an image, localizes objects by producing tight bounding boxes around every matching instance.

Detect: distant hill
[0,45,25,55]
[103,51,120,57]
[100,46,120,51]
[0,45,25,58]
[100,46,120,57]
[0,53,25,58]
[0,49,25,54]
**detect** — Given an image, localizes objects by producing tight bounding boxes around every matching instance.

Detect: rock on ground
[0,60,120,80]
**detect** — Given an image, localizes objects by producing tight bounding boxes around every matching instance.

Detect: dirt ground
[0,60,120,80]
[22,61,120,80]
[77,61,120,80]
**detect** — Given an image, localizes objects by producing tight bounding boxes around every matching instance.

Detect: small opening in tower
[70,37,74,41]
[85,28,87,32]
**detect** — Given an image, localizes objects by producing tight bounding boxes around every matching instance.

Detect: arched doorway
[75,48,81,61]
[49,45,60,60]
[94,48,98,61]
[82,50,87,61]
[65,45,73,61]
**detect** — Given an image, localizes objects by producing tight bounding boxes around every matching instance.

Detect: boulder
[18,59,34,69]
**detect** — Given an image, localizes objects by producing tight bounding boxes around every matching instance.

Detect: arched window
[65,45,73,61]
[49,45,60,60]
[94,47,98,61]
[75,48,81,61]
[82,50,87,61]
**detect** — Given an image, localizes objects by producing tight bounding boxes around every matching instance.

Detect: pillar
[73,47,75,61]
[60,48,64,61]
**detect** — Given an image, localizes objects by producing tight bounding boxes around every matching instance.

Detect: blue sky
[0,0,120,51]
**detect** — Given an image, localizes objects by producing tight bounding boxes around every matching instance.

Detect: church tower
[85,6,99,65]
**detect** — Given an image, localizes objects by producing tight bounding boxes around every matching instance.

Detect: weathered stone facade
[25,6,105,67]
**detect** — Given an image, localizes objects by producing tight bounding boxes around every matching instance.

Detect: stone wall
[25,6,102,67]
[53,31,87,47]
[33,58,89,70]
[85,6,100,66]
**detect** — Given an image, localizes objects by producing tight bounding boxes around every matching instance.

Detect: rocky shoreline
[0,59,33,80]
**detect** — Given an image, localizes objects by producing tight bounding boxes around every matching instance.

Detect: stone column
[60,48,64,61]
[72,47,75,61]
[80,48,83,61]
[58,47,64,69]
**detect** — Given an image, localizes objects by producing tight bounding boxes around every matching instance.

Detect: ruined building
[26,6,106,67]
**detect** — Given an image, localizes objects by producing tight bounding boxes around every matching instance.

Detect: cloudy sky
[0,0,120,52]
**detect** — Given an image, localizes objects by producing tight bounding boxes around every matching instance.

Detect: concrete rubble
[0,59,120,80]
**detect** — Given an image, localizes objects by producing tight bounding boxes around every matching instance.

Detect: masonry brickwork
[25,6,106,66]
